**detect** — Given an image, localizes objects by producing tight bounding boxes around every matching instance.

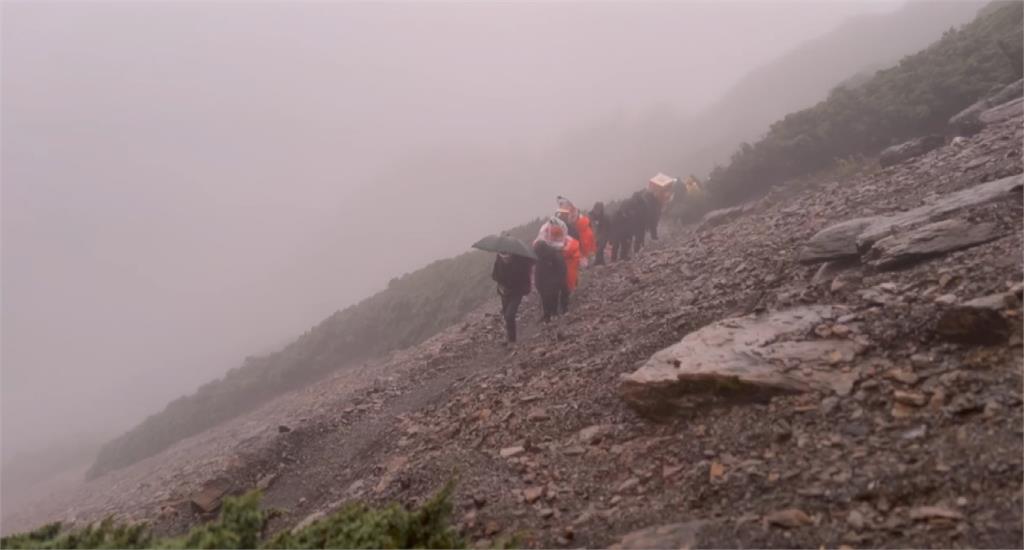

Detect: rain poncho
[576,214,595,260]
[556,197,595,261]
[535,216,569,249]
[563,236,581,291]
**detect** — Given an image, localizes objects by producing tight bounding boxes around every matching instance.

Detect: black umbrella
[472,233,537,260]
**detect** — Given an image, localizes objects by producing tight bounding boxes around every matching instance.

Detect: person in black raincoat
[491,252,534,343]
[531,240,568,322]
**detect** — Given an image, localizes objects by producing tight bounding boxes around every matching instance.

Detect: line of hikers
[490,173,684,344]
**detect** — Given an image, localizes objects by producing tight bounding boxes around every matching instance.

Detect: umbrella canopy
[472,233,538,260]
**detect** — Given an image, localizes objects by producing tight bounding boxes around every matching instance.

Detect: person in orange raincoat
[556,196,595,267]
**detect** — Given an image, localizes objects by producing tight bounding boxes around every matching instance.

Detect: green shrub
[700,1,1023,209]
[2,484,461,550]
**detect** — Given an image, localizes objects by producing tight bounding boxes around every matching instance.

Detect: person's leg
[504,293,522,342]
[559,285,570,314]
[540,290,555,322]
[595,234,607,265]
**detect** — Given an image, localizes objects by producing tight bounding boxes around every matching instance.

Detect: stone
[500,446,526,458]
[886,368,919,386]
[190,480,229,514]
[278,425,291,433]
[699,203,756,229]
[620,306,861,417]
[847,509,865,530]
[484,520,501,536]
[856,175,1022,249]
[610,520,707,550]
[800,218,878,264]
[763,508,813,528]
[256,473,277,491]
[527,408,550,422]
[909,506,964,521]
[866,219,1002,271]
[523,486,545,503]
[979,97,1024,126]
[374,456,408,494]
[936,294,1012,345]
[292,511,325,533]
[812,258,861,286]
[949,80,1023,134]
[709,462,725,482]
[800,175,1023,265]
[577,425,614,445]
[878,135,945,168]
[617,477,640,493]
[893,390,928,407]
[934,293,958,305]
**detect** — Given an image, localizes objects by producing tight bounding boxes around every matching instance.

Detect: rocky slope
[5,114,1022,548]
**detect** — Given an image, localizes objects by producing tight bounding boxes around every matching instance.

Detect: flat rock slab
[949,79,1023,134]
[799,218,879,263]
[190,479,229,513]
[620,306,859,417]
[699,203,756,229]
[801,174,1022,264]
[936,291,1019,345]
[867,219,1003,270]
[610,520,708,550]
[879,135,945,168]
[979,97,1024,126]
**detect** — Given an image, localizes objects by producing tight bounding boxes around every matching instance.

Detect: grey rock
[610,520,707,550]
[801,174,1022,264]
[879,135,945,168]
[866,219,1003,270]
[620,306,860,417]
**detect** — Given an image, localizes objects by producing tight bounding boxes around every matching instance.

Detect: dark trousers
[558,284,570,315]
[594,235,608,265]
[500,292,523,342]
[612,236,631,261]
[539,289,559,322]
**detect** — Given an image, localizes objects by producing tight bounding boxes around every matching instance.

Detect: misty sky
[1,1,907,463]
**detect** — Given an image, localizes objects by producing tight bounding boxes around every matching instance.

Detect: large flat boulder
[949,79,1023,135]
[800,174,1022,265]
[979,97,1024,126]
[699,202,757,229]
[866,219,1003,271]
[620,306,860,417]
[936,290,1020,345]
[856,174,1022,248]
[879,135,946,168]
[799,218,879,264]
[610,520,708,550]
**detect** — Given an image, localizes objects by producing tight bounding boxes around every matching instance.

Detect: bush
[700,1,1023,209]
[1,484,461,550]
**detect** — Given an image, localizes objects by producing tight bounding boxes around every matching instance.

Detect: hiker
[533,220,569,322]
[591,199,636,264]
[632,189,663,252]
[557,196,595,265]
[634,173,678,251]
[491,251,534,344]
[556,207,579,240]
